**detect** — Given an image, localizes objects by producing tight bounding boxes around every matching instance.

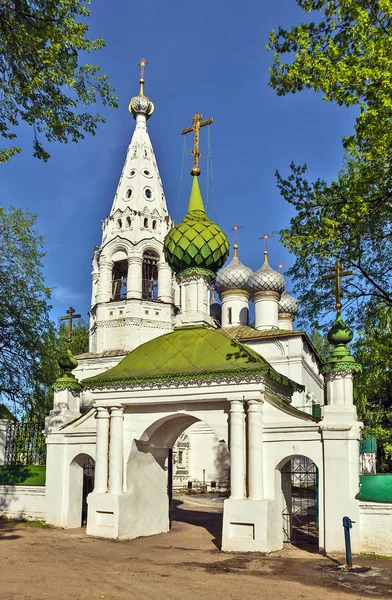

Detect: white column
[253,292,279,330]
[229,399,246,499]
[173,277,180,308]
[94,407,110,493]
[278,314,294,331]
[109,406,124,494]
[127,256,143,300]
[220,291,250,327]
[247,399,264,500]
[0,419,9,466]
[91,272,99,307]
[158,262,173,303]
[96,260,113,304]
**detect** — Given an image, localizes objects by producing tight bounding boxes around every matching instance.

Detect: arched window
[142,251,159,301]
[152,220,157,230]
[126,189,132,199]
[143,217,148,228]
[126,216,132,228]
[228,307,232,325]
[112,259,127,300]
[117,219,122,229]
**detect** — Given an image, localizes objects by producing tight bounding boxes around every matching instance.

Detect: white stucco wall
[360,501,392,555]
[0,485,46,521]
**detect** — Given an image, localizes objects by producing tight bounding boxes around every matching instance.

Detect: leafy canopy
[0,0,118,162]
[353,302,392,472]
[268,1,392,328]
[0,205,52,410]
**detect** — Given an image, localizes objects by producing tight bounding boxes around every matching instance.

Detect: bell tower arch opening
[142,250,159,301]
[112,259,128,300]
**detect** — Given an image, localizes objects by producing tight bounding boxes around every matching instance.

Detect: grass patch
[361,552,392,560]
[0,515,52,528]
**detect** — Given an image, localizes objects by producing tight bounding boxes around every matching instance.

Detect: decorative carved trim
[220,289,249,298]
[253,291,280,300]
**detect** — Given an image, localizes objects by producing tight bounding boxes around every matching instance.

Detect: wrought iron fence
[5,419,46,466]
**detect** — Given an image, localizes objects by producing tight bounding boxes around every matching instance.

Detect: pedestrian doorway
[281,455,318,545]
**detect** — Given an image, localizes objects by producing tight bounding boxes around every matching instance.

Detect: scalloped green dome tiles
[164,177,229,276]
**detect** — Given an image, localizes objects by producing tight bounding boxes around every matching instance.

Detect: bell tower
[89,61,175,353]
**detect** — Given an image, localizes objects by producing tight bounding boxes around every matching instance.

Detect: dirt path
[0,499,391,600]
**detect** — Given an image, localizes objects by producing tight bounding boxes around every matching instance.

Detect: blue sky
[0,0,357,324]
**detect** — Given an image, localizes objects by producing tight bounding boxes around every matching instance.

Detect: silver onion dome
[248,252,286,296]
[278,291,299,316]
[129,78,154,120]
[214,246,252,294]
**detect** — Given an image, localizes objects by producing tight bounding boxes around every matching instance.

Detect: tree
[0,205,52,412]
[268,1,392,158]
[0,0,117,162]
[267,1,392,329]
[353,302,392,472]
[276,159,392,330]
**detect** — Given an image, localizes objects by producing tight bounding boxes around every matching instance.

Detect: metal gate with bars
[281,456,318,545]
[82,457,95,526]
[5,419,46,466]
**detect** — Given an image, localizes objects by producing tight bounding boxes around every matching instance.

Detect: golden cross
[182,112,214,176]
[60,306,81,345]
[277,261,285,273]
[322,261,354,312]
[259,232,273,253]
[230,223,243,257]
[136,57,150,79]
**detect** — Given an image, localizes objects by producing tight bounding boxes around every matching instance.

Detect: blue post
[343,516,355,567]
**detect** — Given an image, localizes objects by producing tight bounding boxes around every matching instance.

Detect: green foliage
[268,1,392,158]
[0,205,88,417]
[0,0,118,161]
[276,160,392,330]
[0,206,52,413]
[353,303,392,472]
[308,329,331,361]
[268,2,392,329]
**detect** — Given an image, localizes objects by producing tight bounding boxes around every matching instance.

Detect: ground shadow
[0,518,22,541]
[172,499,223,550]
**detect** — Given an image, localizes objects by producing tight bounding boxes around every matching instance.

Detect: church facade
[45,72,365,553]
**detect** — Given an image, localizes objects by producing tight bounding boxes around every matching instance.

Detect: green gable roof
[82,326,303,390]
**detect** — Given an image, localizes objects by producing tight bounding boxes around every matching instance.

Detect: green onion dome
[164,177,229,277]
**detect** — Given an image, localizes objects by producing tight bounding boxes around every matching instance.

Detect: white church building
[39,71,392,555]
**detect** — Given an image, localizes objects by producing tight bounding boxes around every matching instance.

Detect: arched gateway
[45,72,362,555]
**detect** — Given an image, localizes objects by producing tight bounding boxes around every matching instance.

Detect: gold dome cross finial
[182,112,214,176]
[322,261,354,313]
[277,261,285,273]
[137,57,150,79]
[230,223,243,257]
[259,232,273,263]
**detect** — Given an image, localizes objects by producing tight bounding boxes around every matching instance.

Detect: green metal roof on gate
[82,326,303,390]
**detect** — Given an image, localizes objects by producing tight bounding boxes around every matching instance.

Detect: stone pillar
[247,399,264,500]
[278,313,294,331]
[96,260,113,304]
[91,272,99,307]
[0,419,10,466]
[157,262,173,303]
[173,277,180,308]
[127,256,143,300]
[229,399,246,499]
[94,407,110,493]
[220,291,249,327]
[109,406,124,494]
[253,292,280,330]
[175,272,214,328]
